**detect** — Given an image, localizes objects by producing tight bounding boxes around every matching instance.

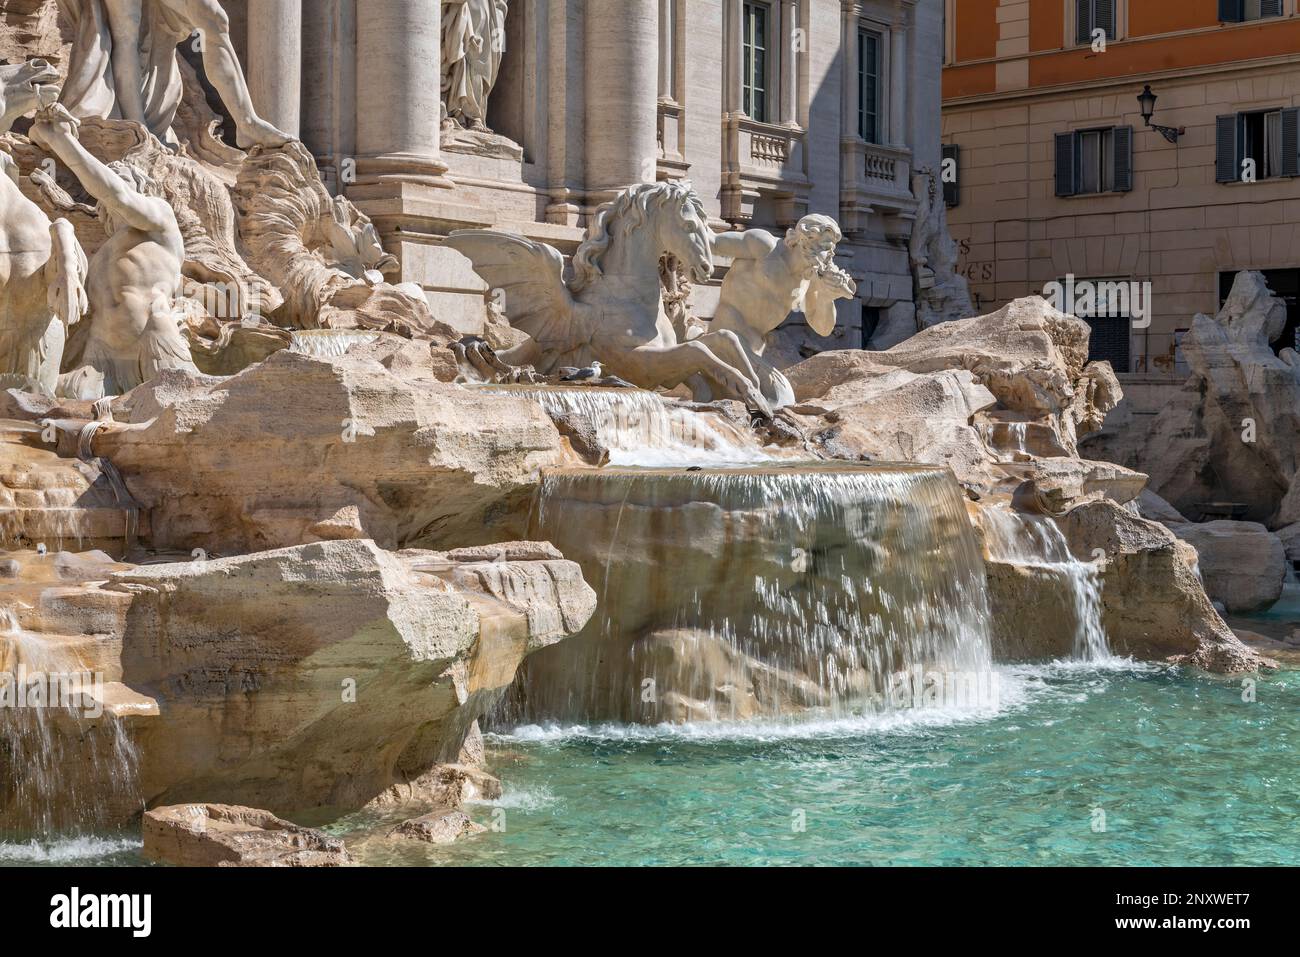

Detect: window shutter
[1262,0,1283,17]
[1218,0,1243,22]
[1076,0,1092,44]
[1282,108,1299,178]
[1112,125,1133,191]
[1095,0,1115,39]
[1055,132,1076,196]
[942,144,960,207]
[1215,114,1239,183]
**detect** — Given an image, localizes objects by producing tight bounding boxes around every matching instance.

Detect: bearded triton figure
[441,0,509,131]
[31,104,198,395]
[709,214,857,408]
[56,0,294,149]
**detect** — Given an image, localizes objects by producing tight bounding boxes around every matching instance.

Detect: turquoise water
[354,661,1298,866]
[5,661,1295,866]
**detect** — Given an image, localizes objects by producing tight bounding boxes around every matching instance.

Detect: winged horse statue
[0,60,89,395]
[446,180,772,415]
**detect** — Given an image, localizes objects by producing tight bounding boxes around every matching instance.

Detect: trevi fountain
[0,0,1293,874]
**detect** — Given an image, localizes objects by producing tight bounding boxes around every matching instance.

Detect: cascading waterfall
[478,385,777,466]
[289,329,381,358]
[981,505,1112,661]
[498,463,994,724]
[0,603,141,838]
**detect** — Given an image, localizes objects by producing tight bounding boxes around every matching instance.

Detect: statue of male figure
[30,104,198,394]
[710,215,857,408]
[59,0,293,149]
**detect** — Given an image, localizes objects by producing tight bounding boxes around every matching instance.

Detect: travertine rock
[94,350,571,553]
[1165,520,1286,614]
[788,296,1119,467]
[1057,500,1267,673]
[780,297,1252,673]
[1136,489,1187,524]
[143,804,353,867]
[108,538,595,815]
[1087,272,1300,527]
[390,808,485,844]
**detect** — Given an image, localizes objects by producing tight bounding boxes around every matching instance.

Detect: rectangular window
[742,2,769,122]
[1055,126,1132,196]
[942,143,960,207]
[1244,110,1283,178]
[1083,315,1132,372]
[1220,0,1284,22]
[1075,0,1116,45]
[1221,108,1300,181]
[1076,128,1113,194]
[858,29,881,143]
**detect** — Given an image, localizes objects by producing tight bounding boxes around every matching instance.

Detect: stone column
[889,14,907,144]
[247,0,302,138]
[352,0,451,191]
[658,0,674,101]
[778,0,797,126]
[300,0,356,192]
[841,2,860,139]
[725,0,743,113]
[584,0,659,200]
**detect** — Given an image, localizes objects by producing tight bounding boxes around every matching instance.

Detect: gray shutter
[1282,108,1299,178]
[1076,0,1092,44]
[942,144,960,207]
[1112,125,1133,192]
[1215,114,1239,183]
[1218,0,1242,22]
[1055,132,1076,196]
[1095,0,1115,39]
[1262,0,1283,17]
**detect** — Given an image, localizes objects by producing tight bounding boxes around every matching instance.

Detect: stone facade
[942,1,1300,386]
[223,0,947,352]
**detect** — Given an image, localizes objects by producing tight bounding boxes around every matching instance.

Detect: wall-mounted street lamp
[1137,84,1185,144]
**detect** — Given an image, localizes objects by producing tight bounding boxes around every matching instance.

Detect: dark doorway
[1083,315,1131,372]
[1219,269,1300,354]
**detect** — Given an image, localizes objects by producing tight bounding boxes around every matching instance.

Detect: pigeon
[561,360,602,382]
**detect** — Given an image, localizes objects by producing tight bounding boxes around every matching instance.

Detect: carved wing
[444,230,584,352]
[45,218,89,329]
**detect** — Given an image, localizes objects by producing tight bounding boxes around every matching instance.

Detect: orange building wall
[1028,0,1063,52]
[1128,0,1220,38]
[954,0,999,61]
[1030,19,1300,88]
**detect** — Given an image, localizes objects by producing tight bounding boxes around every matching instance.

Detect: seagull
[561,360,602,382]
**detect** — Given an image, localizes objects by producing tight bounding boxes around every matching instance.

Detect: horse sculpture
[446,180,772,415]
[0,60,89,395]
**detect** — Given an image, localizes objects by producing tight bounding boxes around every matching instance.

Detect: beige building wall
[944,58,1300,373]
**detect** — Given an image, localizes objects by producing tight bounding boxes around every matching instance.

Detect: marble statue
[56,0,294,149]
[441,0,509,131]
[447,181,773,415]
[0,60,90,395]
[710,214,857,408]
[30,103,199,395]
[910,167,973,328]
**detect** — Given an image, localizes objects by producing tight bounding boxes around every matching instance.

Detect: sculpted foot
[235,117,296,150]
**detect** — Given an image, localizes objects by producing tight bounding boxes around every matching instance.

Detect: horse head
[571,180,713,293]
[0,59,59,134]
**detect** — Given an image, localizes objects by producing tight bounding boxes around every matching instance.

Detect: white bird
[561,360,602,382]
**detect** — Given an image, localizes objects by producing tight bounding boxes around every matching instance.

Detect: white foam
[469,786,557,812]
[490,660,1164,746]
[0,835,140,863]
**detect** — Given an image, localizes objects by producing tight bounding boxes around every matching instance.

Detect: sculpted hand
[30,103,81,151]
